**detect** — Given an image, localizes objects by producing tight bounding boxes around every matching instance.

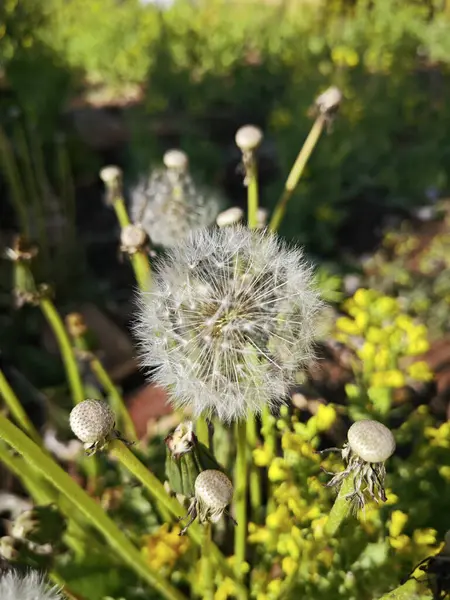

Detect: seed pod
[99,165,122,184]
[163,149,189,172]
[69,400,115,454]
[120,224,148,254]
[195,470,234,523]
[235,125,263,152]
[347,420,396,463]
[315,86,342,116]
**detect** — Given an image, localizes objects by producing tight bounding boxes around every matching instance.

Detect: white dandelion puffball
[135,226,323,422]
[69,400,115,444]
[195,470,233,522]
[347,420,396,463]
[129,160,221,248]
[0,570,65,600]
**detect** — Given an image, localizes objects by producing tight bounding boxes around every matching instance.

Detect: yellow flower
[357,342,376,361]
[282,556,297,576]
[353,288,376,308]
[367,327,386,344]
[142,524,189,572]
[406,338,429,356]
[374,296,398,317]
[267,579,283,597]
[407,361,433,382]
[315,404,337,432]
[268,458,289,482]
[389,510,408,538]
[215,577,236,600]
[253,446,273,467]
[336,316,361,336]
[413,528,437,546]
[267,505,291,530]
[355,311,369,331]
[389,534,410,551]
[395,314,414,332]
[371,370,405,388]
[439,466,450,481]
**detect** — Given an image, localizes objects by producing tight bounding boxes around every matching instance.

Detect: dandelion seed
[129,150,221,247]
[0,570,65,600]
[135,226,323,422]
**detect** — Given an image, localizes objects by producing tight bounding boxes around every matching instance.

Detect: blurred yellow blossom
[253,446,273,467]
[315,404,337,432]
[413,528,437,546]
[407,361,433,382]
[142,524,189,573]
[268,458,289,482]
[371,370,405,388]
[389,510,408,538]
[282,556,297,576]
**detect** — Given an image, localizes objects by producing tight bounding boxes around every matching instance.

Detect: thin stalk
[246,158,259,229]
[269,114,326,232]
[324,474,355,537]
[376,580,422,600]
[234,420,248,585]
[89,357,138,442]
[202,523,214,600]
[0,125,29,235]
[108,439,247,598]
[196,416,209,447]
[112,197,151,291]
[0,415,186,600]
[0,369,41,444]
[261,407,277,514]
[39,297,85,405]
[246,416,262,518]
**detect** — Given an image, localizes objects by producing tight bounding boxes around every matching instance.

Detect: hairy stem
[376,579,422,599]
[269,114,326,232]
[89,357,138,442]
[0,415,186,600]
[324,474,355,537]
[234,420,248,587]
[203,523,214,600]
[39,297,85,405]
[0,369,41,444]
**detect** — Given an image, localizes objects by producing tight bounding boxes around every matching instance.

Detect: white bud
[216,207,244,228]
[69,400,115,444]
[195,470,233,522]
[256,207,268,229]
[99,165,122,184]
[120,224,147,252]
[163,149,189,171]
[315,86,342,115]
[347,420,395,463]
[235,125,263,152]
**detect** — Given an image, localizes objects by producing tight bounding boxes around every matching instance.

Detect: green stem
[269,114,326,232]
[108,440,246,597]
[112,197,151,291]
[203,523,214,600]
[324,474,355,537]
[196,416,209,447]
[376,580,423,600]
[0,415,186,600]
[234,420,248,584]
[0,369,41,444]
[261,407,277,514]
[0,125,29,235]
[39,297,85,405]
[246,158,259,229]
[89,357,138,442]
[246,416,262,520]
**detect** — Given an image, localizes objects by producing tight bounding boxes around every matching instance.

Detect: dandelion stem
[246,158,259,229]
[196,416,210,447]
[112,196,151,291]
[269,114,326,232]
[89,357,138,442]
[246,416,262,518]
[234,420,248,584]
[0,369,41,444]
[0,415,187,600]
[324,474,355,537]
[203,523,214,600]
[39,297,85,405]
[376,579,421,599]
[261,406,277,514]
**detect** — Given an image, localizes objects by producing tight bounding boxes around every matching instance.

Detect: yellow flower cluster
[141,524,189,574]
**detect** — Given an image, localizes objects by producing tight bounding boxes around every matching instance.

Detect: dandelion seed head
[195,470,233,522]
[347,419,396,463]
[69,400,115,444]
[135,226,323,422]
[129,155,221,248]
[235,125,263,152]
[0,570,64,600]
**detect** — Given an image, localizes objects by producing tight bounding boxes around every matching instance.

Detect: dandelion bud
[163,149,189,172]
[314,86,342,117]
[321,419,395,510]
[69,400,115,455]
[235,125,263,152]
[120,224,148,255]
[179,470,234,534]
[256,207,268,229]
[0,570,65,600]
[135,226,323,422]
[99,165,122,185]
[347,420,396,464]
[216,207,244,228]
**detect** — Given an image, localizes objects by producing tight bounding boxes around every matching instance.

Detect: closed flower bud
[0,570,65,600]
[69,400,115,455]
[163,149,189,172]
[99,165,122,185]
[120,224,148,255]
[235,125,263,152]
[216,207,244,228]
[314,86,342,117]
[321,419,396,511]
